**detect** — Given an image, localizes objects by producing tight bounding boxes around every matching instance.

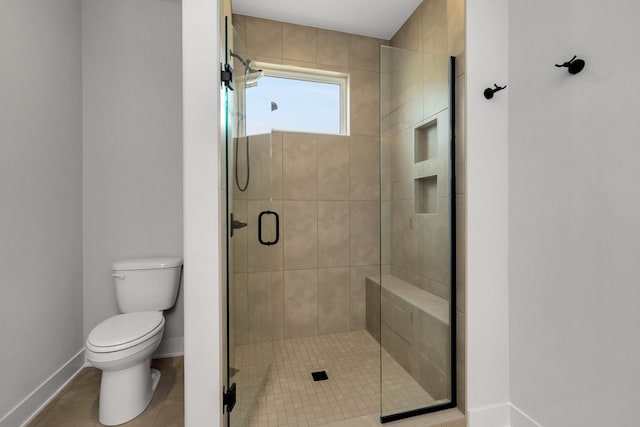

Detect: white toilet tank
[112,257,183,313]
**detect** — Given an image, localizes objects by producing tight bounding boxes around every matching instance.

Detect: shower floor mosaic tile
[246,330,436,427]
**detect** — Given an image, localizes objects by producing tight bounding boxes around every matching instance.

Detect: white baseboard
[467,402,511,427]
[510,403,542,427]
[0,349,86,427]
[154,336,184,358]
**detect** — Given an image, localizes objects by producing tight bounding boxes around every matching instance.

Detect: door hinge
[223,383,236,413]
[221,63,234,90]
[230,212,247,238]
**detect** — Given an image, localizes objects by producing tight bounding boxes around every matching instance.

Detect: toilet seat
[87,311,164,353]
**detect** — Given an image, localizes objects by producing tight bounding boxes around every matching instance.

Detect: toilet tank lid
[113,257,183,271]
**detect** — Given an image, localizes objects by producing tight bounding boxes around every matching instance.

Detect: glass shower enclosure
[222,17,457,425]
[376,46,457,421]
[224,19,277,427]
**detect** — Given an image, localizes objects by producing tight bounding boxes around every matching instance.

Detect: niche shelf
[415,175,438,214]
[414,119,438,163]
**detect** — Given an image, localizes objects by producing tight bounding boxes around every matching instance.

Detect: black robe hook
[555,55,585,74]
[484,84,507,100]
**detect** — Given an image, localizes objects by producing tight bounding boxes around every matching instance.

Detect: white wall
[465,0,510,425]
[508,1,640,426]
[183,0,225,424]
[0,0,84,424]
[82,0,184,355]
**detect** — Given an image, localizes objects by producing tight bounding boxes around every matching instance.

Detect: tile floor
[28,357,183,427]
[245,331,447,427]
[27,339,465,427]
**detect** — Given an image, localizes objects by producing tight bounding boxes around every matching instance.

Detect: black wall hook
[484,84,507,100]
[555,55,585,74]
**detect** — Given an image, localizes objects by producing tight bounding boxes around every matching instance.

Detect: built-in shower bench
[365,274,450,400]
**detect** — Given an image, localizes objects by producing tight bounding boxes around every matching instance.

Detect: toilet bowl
[86,311,165,426]
[85,257,182,426]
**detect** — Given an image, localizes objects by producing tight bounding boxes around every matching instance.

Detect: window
[245,64,349,136]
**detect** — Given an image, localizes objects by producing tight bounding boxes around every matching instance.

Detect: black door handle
[258,210,279,246]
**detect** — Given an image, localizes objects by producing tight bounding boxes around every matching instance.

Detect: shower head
[230,51,264,88]
[246,70,264,88]
[244,59,264,88]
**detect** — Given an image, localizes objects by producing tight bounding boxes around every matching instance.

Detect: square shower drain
[311,370,329,381]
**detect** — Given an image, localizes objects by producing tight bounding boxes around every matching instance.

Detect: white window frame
[253,62,350,135]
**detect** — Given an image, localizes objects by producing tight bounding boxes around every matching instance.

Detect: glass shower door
[225,22,276,427]
[378,45,456,421]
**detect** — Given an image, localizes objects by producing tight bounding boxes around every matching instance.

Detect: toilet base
[98,359,161,426]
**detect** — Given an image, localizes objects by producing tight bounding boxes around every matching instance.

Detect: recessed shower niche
[415,175,438,214]
[415,119,438,163]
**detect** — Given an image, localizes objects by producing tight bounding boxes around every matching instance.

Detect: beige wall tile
[401,200,419,280]
[417,353,449,399]
[246,133,272,201]
[455,52,465,76]
[232,14,246,42]
[423,0,448,35]
[317,135,350,200]
[365,278,381,341]
[312,63,349,74]
[318,201,350,268]
[380,130,393,175]
[249,54,283,65]
[318,267,351,334]
[350,200,381,266]
[350,265,380,330]
[417,198,451,286]
[381,323,419,377]
[283,23,317,63]
[245,16,282,59]
[272,271,284,340]
[382,292,416,345]
[248,272,272,343]
[391,2,424,51]
[379,51,395,134]
[270,200,284,270]
[416,310,450,370]
[283,201,318,270]
[396,49,425,129]
[381,166,392,202]
[282,132,317,200]
[390,201,404,269]
[282,58,316,69]
[348,35,380,72]
[423,53,450,119]
[284,269,318,338]
[247,200,276,272]
[381,200,391,266]
[234,273,248,345]
[232,198,248,273]
[423,24,449,55]
[317,29,349,67]
[447,0,465,58]
[350,136,380,201]
[234,139,248,201]
[350,70,380,137]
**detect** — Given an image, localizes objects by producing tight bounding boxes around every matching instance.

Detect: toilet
[85,257,182,426]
